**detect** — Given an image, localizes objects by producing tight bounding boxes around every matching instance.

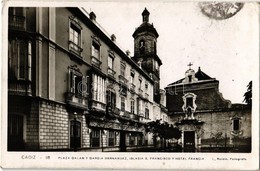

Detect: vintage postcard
[1,0,259,170]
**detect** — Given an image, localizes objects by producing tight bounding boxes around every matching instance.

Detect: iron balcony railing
[91,56,102,69]
[108,67,116,78]
[69,41,83,56]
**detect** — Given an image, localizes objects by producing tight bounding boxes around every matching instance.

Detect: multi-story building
[7,7,167,151]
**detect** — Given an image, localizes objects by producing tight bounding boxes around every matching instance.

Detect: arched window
[139,40,145,54]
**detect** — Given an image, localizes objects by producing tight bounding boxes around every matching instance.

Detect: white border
[1,1,259,170]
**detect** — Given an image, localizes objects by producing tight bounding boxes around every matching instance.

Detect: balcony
[89,99,106,112]
[69,41,83,58]
[8,80,31,96]
[9,15,25,31]
[121,111,130,118]
[91,56,102,69]
[118,75,128,85]
[65,92,88,110]
[129,83,136,93]
[129,113,140,121]
[139,116,151,123]
[107,67,116,79]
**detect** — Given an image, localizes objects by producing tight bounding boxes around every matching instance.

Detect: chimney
[111,34,116,42]
[89,12,96,21]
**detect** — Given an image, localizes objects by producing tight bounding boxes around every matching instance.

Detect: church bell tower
[132,8,162,103]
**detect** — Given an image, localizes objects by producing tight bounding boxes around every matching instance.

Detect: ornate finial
[187,62,193,70]
[142,8,150,23]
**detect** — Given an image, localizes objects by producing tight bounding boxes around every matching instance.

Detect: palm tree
[243,81,252,106]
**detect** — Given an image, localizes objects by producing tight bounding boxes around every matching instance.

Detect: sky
[83,2,259,104]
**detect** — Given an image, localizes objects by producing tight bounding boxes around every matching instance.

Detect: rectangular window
[139,79,142,89]
[155,61,158,69]
[92,74,106,103]
[138,100,143,116]
[233,119,240,131]
[8,40,31,80]
[69,23,82,54]
[9,7,25,30]
[130,71,135,84]
[92,41,100,59]
[120,63,126,76]
[69,24,80,46]
[121,97,125,112]
[108,131,115,146]
[70,71,87,97]
[131,100,135,114]
[108,55,113,69]
[145,82,148,90]
[188,75,192,82]
[186,97,193,107]
[106,91,116,109]
[91,129,100,147]
[145,108,149,119]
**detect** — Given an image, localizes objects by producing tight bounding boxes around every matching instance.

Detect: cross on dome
[187,62,193,69]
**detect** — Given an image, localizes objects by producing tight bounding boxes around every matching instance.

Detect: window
[121,97,125,112]
[130,99,135,114]
[120,62,126,77]
[8,39,32,80]
[92,74,106,103]
[154,42,157,54]
[139,78,142,89]
[145,107,149,119]
[108,131,116,146]
[233,119,240,132]
[145,82,148,90]
[69,68,87,97]
[130,71,135,84]
[108,55,114,69]
[139,40,145,54]
[69,22,82,55]
[106,91,116,109]
[186,97,193,108]
[155,61,159,70]
[138,100,143,116]
[92,41,100,59]
[9,7,25,30]
[188,75,192,82]
[91,129,100,147]
[69,24,80,46]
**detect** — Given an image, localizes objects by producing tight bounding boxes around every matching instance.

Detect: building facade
[165,67,251,152]
[8,7,168,151]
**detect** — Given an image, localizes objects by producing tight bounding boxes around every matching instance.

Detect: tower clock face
[199,2,244,20]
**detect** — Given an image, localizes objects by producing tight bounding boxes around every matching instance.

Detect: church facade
[165,67,251,152]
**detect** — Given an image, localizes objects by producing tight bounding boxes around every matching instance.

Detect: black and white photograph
[1,1,259,170]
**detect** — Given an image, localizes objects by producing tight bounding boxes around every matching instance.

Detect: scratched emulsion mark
[199,2,244,20]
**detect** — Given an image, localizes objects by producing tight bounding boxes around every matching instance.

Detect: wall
[39,100,69,150]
